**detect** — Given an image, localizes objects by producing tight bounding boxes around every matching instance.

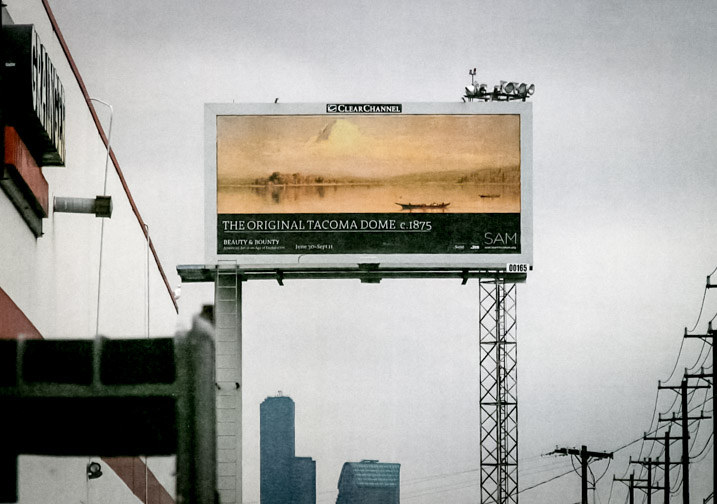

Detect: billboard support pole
[214,261,243,504]
[479,278,519,504]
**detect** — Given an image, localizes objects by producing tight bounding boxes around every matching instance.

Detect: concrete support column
[214,265,242,504]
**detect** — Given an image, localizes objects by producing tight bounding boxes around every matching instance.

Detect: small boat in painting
[395,202,450,210]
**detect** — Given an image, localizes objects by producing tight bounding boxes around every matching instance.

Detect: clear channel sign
[204,102,532,271]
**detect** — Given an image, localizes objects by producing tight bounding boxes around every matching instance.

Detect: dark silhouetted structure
[260,394,315,504]
[292,457,317,504]
[336,460,400,504]
[0,317,217,504]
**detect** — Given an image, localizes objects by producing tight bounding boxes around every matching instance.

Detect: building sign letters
[3,25,66,166]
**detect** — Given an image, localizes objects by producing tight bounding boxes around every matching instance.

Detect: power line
[692,431,714,463]
[687,338,710,373]
[518,468,576,494]
[687,287,710,334]
[402,478,479,500]
[662,338,687,389]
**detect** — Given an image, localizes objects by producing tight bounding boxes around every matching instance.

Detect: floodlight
[463,74,533,101]
[87,461,103,480]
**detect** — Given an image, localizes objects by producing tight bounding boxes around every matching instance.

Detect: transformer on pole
[479,278,519,504]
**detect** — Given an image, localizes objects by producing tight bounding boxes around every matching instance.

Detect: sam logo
[326,104,402,114]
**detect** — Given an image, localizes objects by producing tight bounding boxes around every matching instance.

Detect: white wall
[3,1,179,502]
[2,0,177,340]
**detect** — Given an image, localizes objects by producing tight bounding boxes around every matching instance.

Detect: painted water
[218,183,520,214]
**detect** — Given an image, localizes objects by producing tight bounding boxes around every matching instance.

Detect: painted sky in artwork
[217,114,520,181]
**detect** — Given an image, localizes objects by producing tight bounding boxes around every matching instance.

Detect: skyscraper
[260,394,316,504]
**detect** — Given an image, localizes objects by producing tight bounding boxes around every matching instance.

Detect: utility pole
[550,446,613,504]
[630,457,664,504]
[658,377,711,504]
[684,315,715,504]
[615,472,649,504]
[643,427,682,503]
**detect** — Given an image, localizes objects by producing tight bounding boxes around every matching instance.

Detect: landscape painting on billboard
[217,114,520,215]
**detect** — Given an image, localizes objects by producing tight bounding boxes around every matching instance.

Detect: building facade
[291,457,317,504]
[1,1,179,502]
[336,460,401,504]
[260,394,316,504]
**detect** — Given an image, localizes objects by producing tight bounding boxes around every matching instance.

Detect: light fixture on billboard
[463,69,534,102]
[499,81,536,101]
[516,83,535,100]
[464,83,489,101]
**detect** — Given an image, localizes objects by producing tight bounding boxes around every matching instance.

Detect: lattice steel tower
[479,278,519,504]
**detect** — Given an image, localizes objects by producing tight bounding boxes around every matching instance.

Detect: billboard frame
[204,102,533,274]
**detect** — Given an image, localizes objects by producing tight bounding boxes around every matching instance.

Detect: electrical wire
[604,393,710,504]
[692,431,714,463]
[400,467,478,484]
[687,339,709,373]
[687,287,710,334]
[310,449,605,503]
[606,476,618,504]
[588,463,597,487]
[521,458,578,478]
[593,458,612,485]
[662,337,687,387]
[338,272,713,504]
[518,468,575,494]
[90,98,113,338]
[401,478,479,500]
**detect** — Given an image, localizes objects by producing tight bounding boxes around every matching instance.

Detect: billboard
[205,103,532,270]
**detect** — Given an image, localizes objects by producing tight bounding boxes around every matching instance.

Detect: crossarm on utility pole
[550,445,612,504]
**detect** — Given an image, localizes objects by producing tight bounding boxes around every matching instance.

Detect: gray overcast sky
[46,1,716,502]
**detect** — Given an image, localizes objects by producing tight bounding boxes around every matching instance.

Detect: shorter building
[336,460,400,504]
[291,457,317,504]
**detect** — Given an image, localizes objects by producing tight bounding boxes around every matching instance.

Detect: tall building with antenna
[260,393,316,504]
